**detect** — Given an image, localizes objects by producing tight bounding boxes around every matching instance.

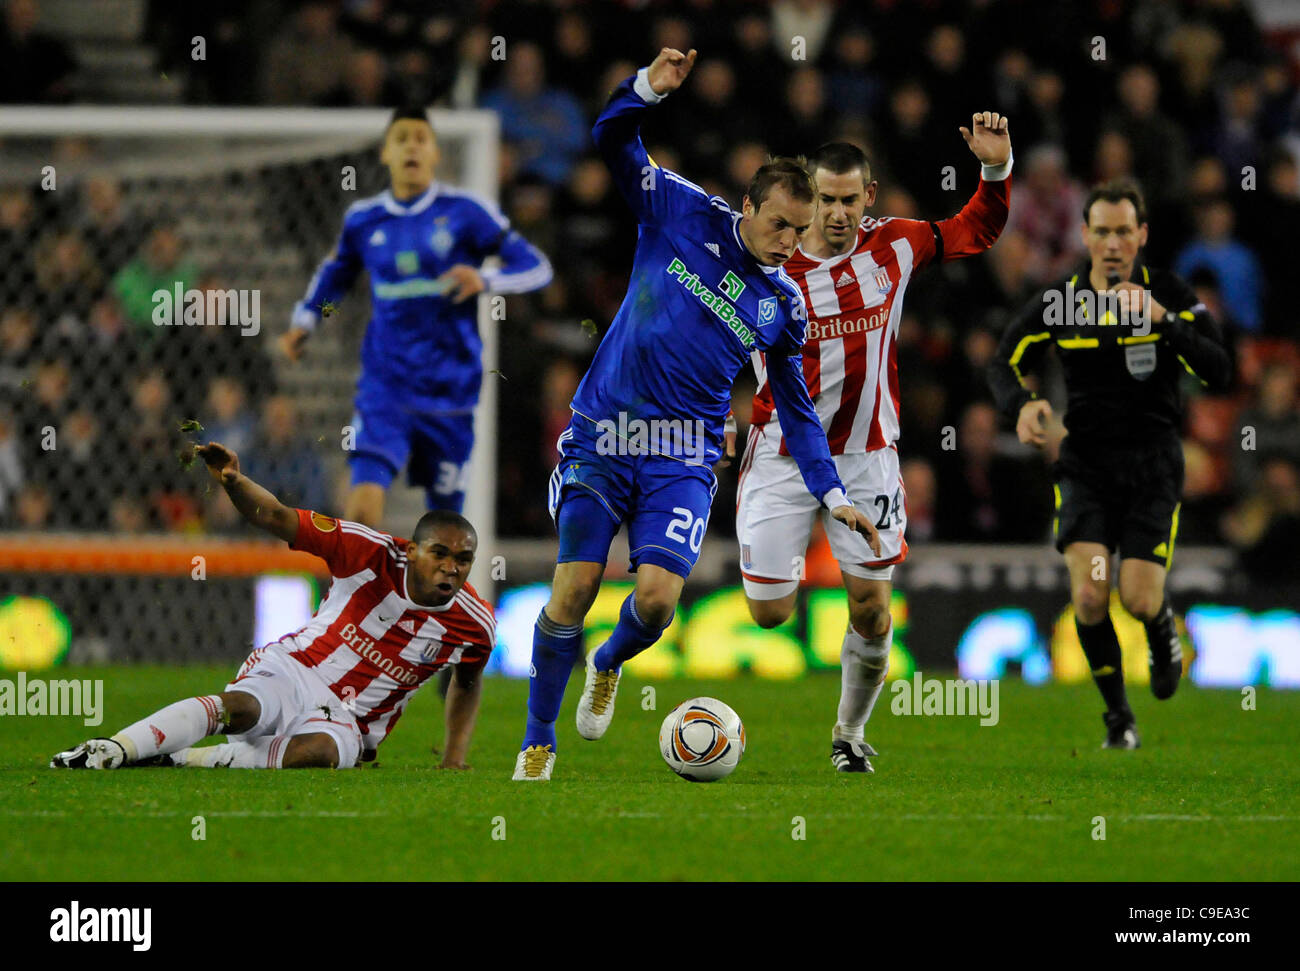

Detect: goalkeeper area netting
[0,108,502,663]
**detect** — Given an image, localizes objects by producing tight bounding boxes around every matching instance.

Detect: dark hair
[387,106,434,133]
[1083,177,1147,225]
[746,156,816,210]
[412,509,476,545]
[809,142,873,184]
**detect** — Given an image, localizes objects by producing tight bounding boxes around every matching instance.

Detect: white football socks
[111,695,225,762]
[173,735,289,769]
[834,624,891,743]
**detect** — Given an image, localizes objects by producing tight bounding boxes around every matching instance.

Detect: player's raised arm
[923,111,1014,265]
[592,47,701,225]
[280,212,366,361]
[197,442,299,542]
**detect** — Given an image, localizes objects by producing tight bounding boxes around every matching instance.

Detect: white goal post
[0,106,502,595]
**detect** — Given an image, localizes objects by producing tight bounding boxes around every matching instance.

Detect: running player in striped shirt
[50,441,494,771]
[735,119,1013,773]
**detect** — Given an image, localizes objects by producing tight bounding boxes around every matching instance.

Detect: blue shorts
[546,415,719,579]
[348,401,474,512]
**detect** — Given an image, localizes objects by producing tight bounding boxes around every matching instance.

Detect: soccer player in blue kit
[513,49,880,781]
[282,107,552,525]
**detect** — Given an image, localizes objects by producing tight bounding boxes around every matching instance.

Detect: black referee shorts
[1051,435,1183,568]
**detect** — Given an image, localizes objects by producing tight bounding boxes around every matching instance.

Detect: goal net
[0,107,500,666]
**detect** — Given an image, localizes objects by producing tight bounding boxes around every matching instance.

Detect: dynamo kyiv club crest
[757,296,778,325]
[431,222,454,259]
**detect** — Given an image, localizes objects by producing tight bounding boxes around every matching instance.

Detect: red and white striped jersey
[267,508,495,753]
[750,176,1011,455]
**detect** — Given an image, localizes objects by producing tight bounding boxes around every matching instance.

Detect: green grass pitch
[3,666,1297,881]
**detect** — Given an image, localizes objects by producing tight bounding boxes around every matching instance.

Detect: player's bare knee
[849,601,891,639]
[632,569,684,628]
[282,733,339,769]
[747,597,792,629]
[1073,583,1110,625]
[548,577,600,626]
[344,485,385,527]
[218,690,260,734]
[1120,588,1161,622]
[632,590,678,629]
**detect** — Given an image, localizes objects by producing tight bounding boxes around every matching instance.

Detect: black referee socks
[1144,599,1183,700]
[1076,615,1130,715]
[1144,600,1180,661]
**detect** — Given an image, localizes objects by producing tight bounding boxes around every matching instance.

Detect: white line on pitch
[0,810,385,818]
[5,809,1295,823]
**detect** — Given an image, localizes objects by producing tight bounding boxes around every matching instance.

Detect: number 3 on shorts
[434,461,472,496]
[665,506,707,553]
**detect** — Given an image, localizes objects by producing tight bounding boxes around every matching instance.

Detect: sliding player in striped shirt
[736,119,1012,773]
[51,441,494,771]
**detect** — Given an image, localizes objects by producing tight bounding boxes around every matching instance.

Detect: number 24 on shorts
[872,489,902,529]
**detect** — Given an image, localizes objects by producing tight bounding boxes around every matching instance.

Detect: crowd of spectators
[0,177,286,534]
[2,0,1299,581]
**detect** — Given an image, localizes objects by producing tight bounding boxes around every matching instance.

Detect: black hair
[809,142,873,184]
[386,106,434,133]
[1083,177,1147,225]
[412,509,476,545]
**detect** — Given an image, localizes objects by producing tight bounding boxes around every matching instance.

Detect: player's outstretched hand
[647,47,697,96]
[436,759,472,771]
[959,111,1011,166]
[830,504,882,559]
[439,264,486,304]
[279,328,310,362]
[197,442,240,484]
[1016,399,1053,448]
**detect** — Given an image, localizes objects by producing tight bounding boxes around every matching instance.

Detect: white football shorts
[225,646,363,768]
[736,425,909,600]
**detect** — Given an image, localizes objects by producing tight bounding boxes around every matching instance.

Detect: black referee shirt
[988,260,1232,448]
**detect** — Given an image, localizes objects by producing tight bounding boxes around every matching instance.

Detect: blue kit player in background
[513,48,881,781]
[281,106,553,526]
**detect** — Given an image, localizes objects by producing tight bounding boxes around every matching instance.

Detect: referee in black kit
[988,178,1231,749]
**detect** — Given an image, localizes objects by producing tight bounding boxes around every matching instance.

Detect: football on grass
[659,697,746,782]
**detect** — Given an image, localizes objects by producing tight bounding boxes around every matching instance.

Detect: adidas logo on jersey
[369,229,386,246]
[397,619,416,634]
[706,242,720,257]
[835,271,854,289]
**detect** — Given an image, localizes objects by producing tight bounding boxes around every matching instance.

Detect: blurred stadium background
[0,0,1298,689]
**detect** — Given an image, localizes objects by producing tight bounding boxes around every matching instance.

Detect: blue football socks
[593,592,667,672]
[522,608,584,751]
